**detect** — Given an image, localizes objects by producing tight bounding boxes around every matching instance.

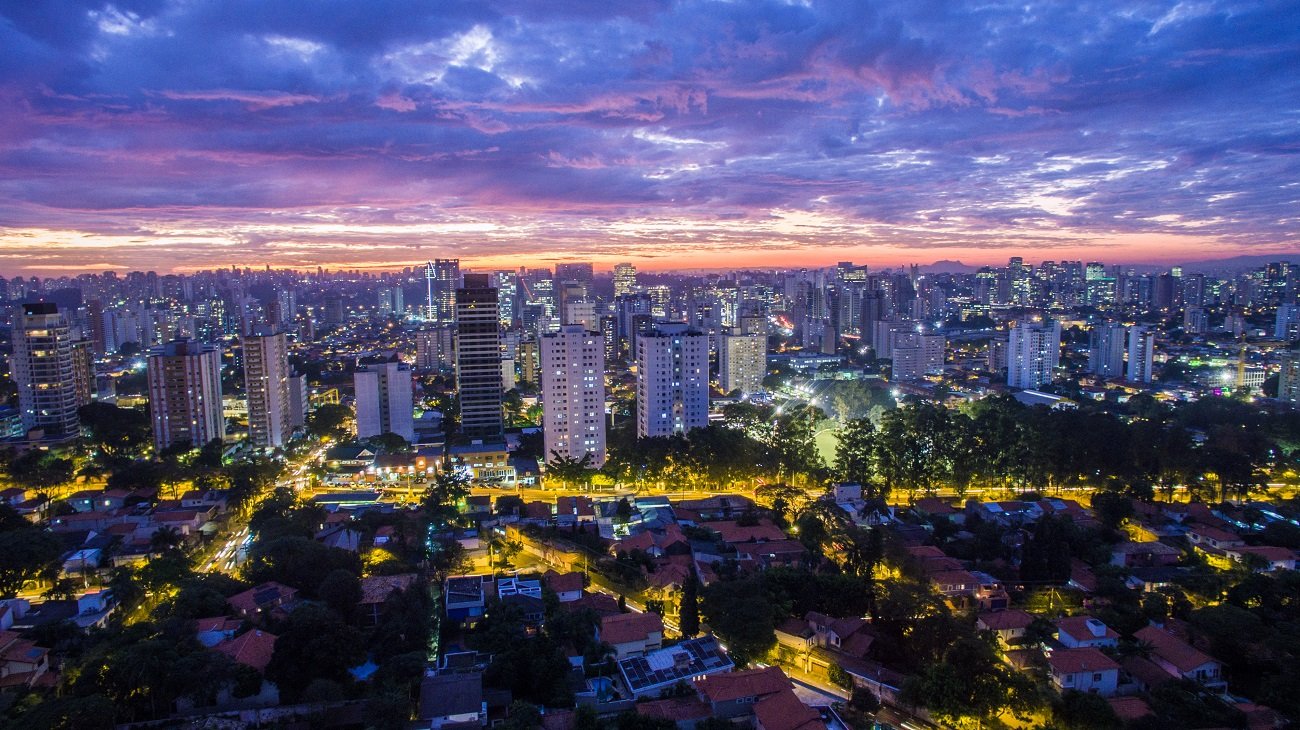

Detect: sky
[0,0,1298,275]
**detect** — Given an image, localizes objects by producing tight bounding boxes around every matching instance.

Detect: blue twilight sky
[0,0,1297,274]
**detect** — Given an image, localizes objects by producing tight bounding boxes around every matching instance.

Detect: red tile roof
[600,612,663,645]
[1055,616,1118,643]
[1047,647,1118,675]
[543,570,585,594]
[705,519,786,544]
[977,609,1035,632]
[754,689,826,730]
[1134,625,1217,674]
[213,630,277,673]
[695,666,790,703]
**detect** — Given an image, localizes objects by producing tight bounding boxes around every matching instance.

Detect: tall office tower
[243,328,292,448]
[636,323,709,439]
[354,359,415,442]
[1278,348,1300,406]
[1275,304,1300,341]
[492,271,519,328]
[1183,307,1209,335]
[377,286,403,316]
[555,263,594,291]
[70,339,95,408]
[1087,322,1127,378]
[718,332,767,396]
[415,326,455,372]
[288,372,309,430]
[146,339,224,451]
[613,263,637,298]
[1007,320,1061,389]
[455,274,505,442]
[540,325,607,467]
[12,303,82,439]
[426,259,460,323]
[1126,327,1156,384]
[891,332,946,381]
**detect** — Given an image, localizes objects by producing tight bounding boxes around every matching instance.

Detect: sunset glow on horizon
[1,1,1297,275]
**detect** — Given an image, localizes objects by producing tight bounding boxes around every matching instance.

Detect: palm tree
[149,525,185,555]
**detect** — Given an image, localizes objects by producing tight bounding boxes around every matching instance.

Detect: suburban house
[1186,524,1244,550]
[694,666,792,719]
[445,575,487,626]
[227,582,298,621]
[419,672,485,730]
[1047,648,1119,696]
[1110,541,1182,568]
[1133,625,1225,689]
[617,636,733,698]
[1055,616,1119,649]
[977,609,1035,646]
[0,629,50,689]
[542,570,585,603]
[600,612,664,659]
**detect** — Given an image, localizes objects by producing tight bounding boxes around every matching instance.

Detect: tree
[78,402,151,463]
[148,526,186,555]
[307,403,354,440]
[422,470,470,528]
[266,603,366,700]
[679,564,700,637]
[702,576,784,665]
[835,417,878,494]
[0,526,63,597]
[899,637,1039,727]
[7,449,74,490]
[317,568,363,623]
[1052,690,1122,730]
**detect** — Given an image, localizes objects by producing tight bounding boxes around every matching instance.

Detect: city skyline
[1,1,1297,275]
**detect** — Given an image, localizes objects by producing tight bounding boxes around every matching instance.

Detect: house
[359,574,418,626]
[977,609,1035,646]
[912,497,963,524]
[1186,523,1244,550]
[601,612,664,659]
[804,612,875,658]
[1055,616,1118,649]
[445,575,487,626]
[617,635,734,698]
[969,500,1043,526]
[1221,545,1297,572]
[614,523,691,558]
[228,582,298,621]
[1047,648,1119,696]
[1133,625,1225,688]
[754,689,827,730]
[1110,541,1182,568]
[543,571,585,602]
[315,524,363,552]
[704,519,787,544]
[194,616,243,647]
[419,672,485,730]
[213,630,278,673]
[694,666,791,719]
[0,629,50,689]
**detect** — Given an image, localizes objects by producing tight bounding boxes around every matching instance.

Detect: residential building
[1055,616,1119,649]
[455,274,504,442]
[1087,322,1126,378]
[242,328,292,448]
[1126,326,1156,383]
[718,332,767,395]
[415,326,455,372]
[891,331,945,380]
[1007,319,1061,389]
[11,302,83,439]
[1133,625,1225,688]
[1047,648,1119,696]
[636,323,709,439]
[617,635,733,698]
[539,325,607,468]
[1275,303,1300,341]
[1278,347,1300,406]
[354,359,415,442]
[600,612,664,659]
[146,339,224,451]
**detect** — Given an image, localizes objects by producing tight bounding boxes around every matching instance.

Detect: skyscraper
[455,274,505,442]
[1126,326,1156,383]
[613,263,637,298]
[427,259,460,323]
[354,359,415,443]
[1007,320,1061,389]
[1087,322,1126,378]
[243,328,292,448]
[11,302,83,439]
[636,323,709,439]
[540,325,607,467]
[1278,347,1300,406]
[146,338,224,451]
[718,332,767,396]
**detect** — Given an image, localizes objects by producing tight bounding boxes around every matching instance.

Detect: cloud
[0,0,1295,273]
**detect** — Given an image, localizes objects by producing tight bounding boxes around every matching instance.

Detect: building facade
[540,325,607,468]
[243,328,292,448]
[718,332,767,395]
[11,303,84,439]
[636,323,709,438]
[1007,320,1061,389]
[455,274,505,442]
[146,339,224,451]
[354,359,415,443]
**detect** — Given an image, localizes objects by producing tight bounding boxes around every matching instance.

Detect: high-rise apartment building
[426,259,460,323]
[636,323,709,439]
[146,338,224,451]
[12,303,83,439]
[455,274,505,442]
[1087,322,1126,378]
[891,332,946,381]
[1278,348,1300,406]
[1276,304,1300,341]
[1007,320,1061,389]
[1126,326,1156,383]
[718,332,767,395]
[354,359,415,442]
[415,326,455,372]
[243,328,292,448]
[540,325,607,467]
[613,263,637,298]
